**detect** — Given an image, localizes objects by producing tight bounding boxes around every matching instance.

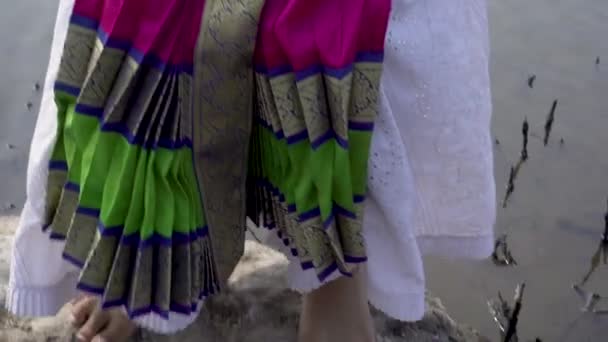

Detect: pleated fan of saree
[247,0,391,281]
[42,0,390,323]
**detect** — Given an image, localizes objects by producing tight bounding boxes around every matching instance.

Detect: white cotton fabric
[6,0,495,334]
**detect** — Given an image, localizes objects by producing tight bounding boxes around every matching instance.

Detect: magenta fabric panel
[71,0,206,66]
[254,0,391,72]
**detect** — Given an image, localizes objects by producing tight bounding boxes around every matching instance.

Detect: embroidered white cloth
[6,0,495,333]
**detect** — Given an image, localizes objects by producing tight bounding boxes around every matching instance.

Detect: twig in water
[572,284,608,314]
[502,119,530,208]
[527,75,536,88]
[543,100,558,146]
[604,197,608,242]
[504,283,526,342]
[492,234,517,266]
[503,166,516,208]
[0,203,16,211]
[488,284,527,342]
[572,201,608,315]
[578,198,608,285]
[580,243,604,285]
[604,198,608,264]
[488,292,510,337]
[521,117,529,161]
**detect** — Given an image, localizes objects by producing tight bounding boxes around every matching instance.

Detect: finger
[77,308,110,342]
[92,312,137,342]
[71,296,98,327]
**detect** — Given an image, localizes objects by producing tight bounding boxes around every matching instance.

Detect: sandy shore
[0,215,487,342]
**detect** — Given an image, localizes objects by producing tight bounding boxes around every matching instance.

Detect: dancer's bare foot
[69,295,137,342]
[298,269,376,342]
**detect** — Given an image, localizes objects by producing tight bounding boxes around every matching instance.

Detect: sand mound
[0,216,488,341]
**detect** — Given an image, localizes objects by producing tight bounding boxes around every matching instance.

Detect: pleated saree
[35,0,390,332]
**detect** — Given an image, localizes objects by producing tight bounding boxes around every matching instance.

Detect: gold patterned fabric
[192,0,267,286]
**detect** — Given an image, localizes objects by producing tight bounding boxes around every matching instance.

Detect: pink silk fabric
[72,0,205,67]
[255,0,391,71]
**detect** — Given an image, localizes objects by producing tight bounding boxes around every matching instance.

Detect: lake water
[1,0,607,341]
[425,0,608,341]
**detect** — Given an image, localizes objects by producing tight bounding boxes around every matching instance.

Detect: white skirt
[6,0,495,333]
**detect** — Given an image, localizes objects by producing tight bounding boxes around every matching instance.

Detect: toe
[71,296,98,327]
[77,308,109,342]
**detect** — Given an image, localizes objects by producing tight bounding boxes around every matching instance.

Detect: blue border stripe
[76,206,101,217]
[49,160,68,170]
[256,117,362,150]
[310,130,334,149]
[344,255,368,263]
[301,261,314,270]
[255,178,363,224]
[322,213,335,229]
[348,121,374,131]
[353,194,366,203]
[70,14,98,30]
[64,182,80,192]
[75,103,104,118]
[255,51,383,80]
[55,82,81,97]
[286,130,309,145]
[50,232,66,240]
[299,207,321,221]
[356,51,384,63]
[47,219,209,249]
[47,103,194,151]
[63,252,85,268]
[310,130,349,150]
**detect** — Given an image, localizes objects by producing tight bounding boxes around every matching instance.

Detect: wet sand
[1,0,607,341]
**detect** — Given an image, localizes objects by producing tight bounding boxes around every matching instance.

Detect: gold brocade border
[192,0,266,285]
[350,62,382,123]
